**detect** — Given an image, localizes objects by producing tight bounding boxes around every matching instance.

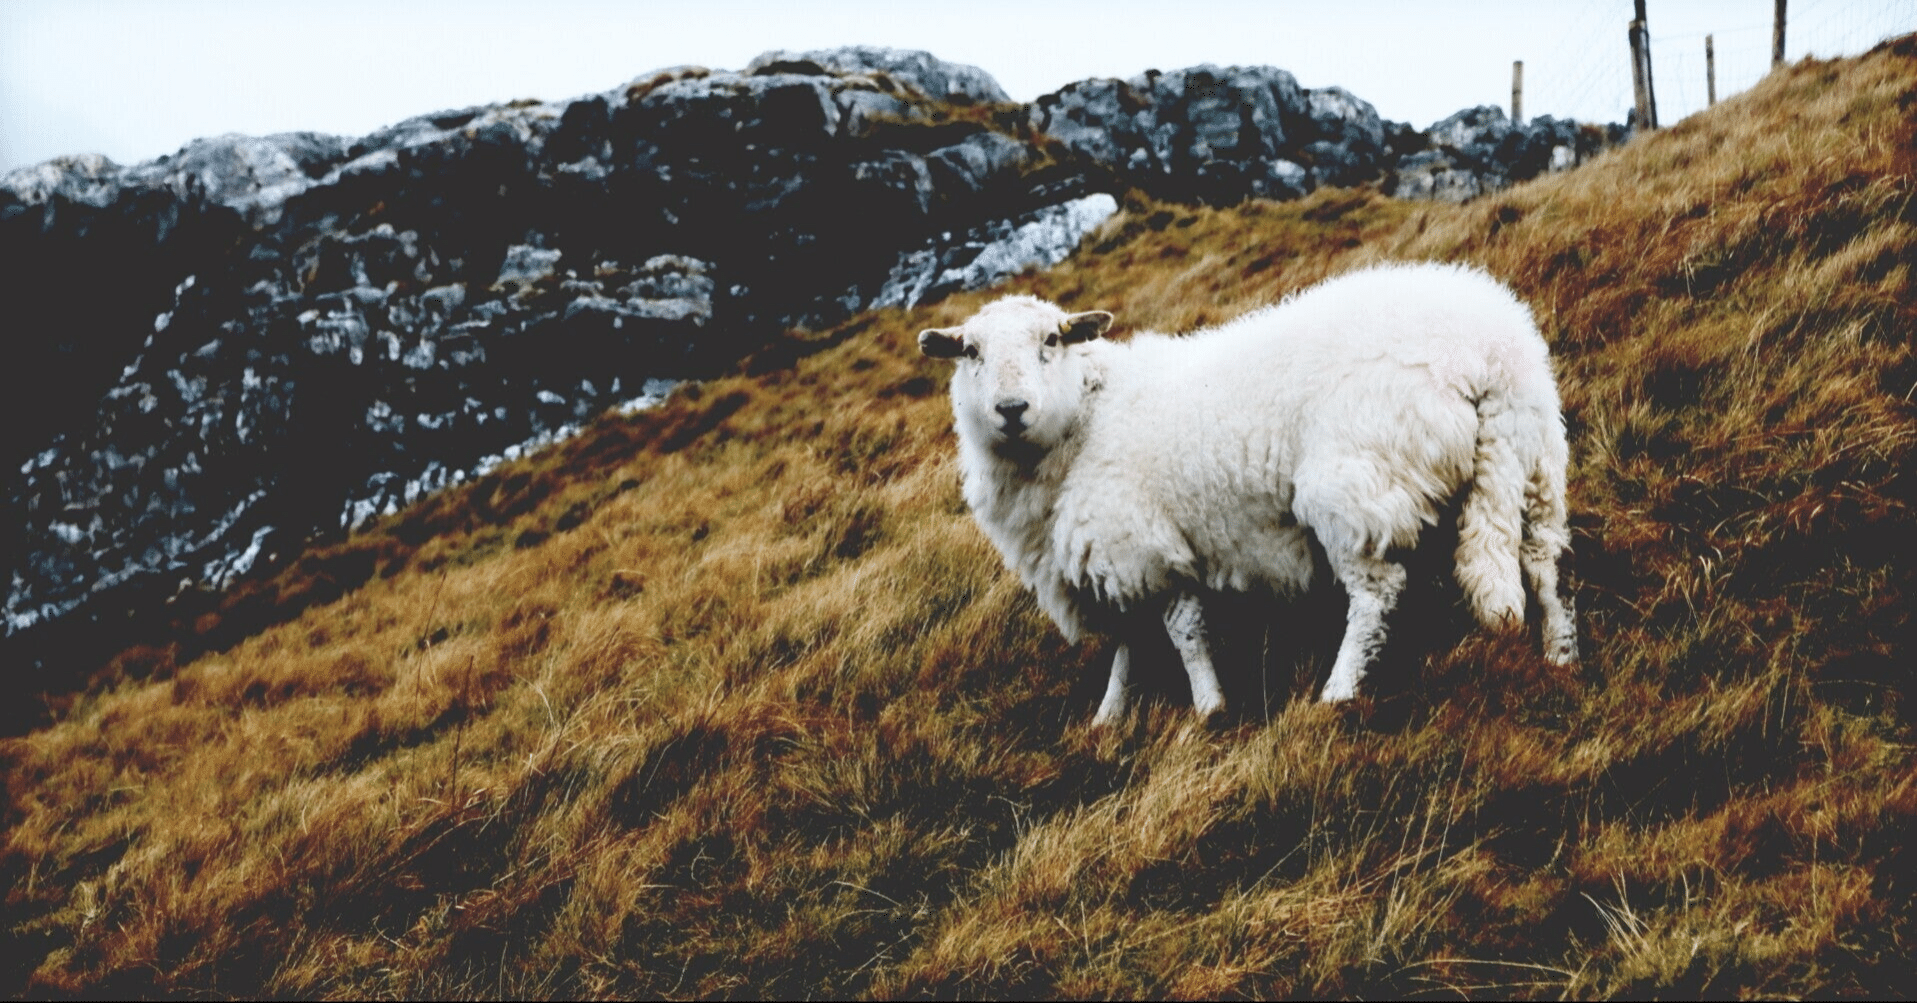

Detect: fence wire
[1517,0,1914,126]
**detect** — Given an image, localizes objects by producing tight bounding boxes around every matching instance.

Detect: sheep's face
[919,295,1113,457]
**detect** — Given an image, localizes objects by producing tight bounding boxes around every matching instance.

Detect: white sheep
[918,261,1577,724]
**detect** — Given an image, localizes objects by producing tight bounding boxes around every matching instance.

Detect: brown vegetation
[5,38,1915,998]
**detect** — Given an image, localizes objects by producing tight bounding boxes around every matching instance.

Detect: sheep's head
[919,295,1113,457]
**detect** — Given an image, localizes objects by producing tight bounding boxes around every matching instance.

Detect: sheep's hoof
[1091,692,1129,728]
[1192,697,1228,729]
[1318,681,1358,704]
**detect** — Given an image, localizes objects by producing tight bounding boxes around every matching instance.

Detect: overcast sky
[2,0,1909,174]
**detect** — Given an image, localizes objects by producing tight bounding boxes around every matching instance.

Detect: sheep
[918,261,1578,725]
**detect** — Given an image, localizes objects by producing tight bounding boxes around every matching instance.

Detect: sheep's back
[1054,262,1549,601]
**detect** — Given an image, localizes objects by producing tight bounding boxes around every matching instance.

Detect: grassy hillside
[6,38,1915,998]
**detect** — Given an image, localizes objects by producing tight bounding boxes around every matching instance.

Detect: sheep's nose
[995,399,1030,425]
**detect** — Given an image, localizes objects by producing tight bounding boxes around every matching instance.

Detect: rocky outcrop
[873,193,1120,310]
[746,46,1011,105]
[1,46,1621,654]
[1030,67,1619,207]
[0,50,1108,645]
[1030,65,1323,203]
[1385,107,1625,202]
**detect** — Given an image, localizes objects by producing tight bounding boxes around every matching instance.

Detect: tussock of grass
[5,39,1916,998]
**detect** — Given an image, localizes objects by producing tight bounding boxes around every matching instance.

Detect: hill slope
[5,39,1915,998]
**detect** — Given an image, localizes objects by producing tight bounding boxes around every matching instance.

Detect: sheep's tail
[1455,389,1527,628]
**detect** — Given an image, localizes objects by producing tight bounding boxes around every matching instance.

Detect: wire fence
[1519,0,1914,126]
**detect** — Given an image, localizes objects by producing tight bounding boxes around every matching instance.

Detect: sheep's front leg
[1164,591,1226,721]
[1320,551,1407,703]
[1091,642,1133,727]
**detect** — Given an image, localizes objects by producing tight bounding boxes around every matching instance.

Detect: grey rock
[1030,64,1328,203]
[835,87,918,138]
[496,244,563,291]
[1,133,352,224]
[1428,105,1514,154]
[924,132,1032,195]
[637,71,844,143]
[0,153,124,208]
[873,193,1119,309]
[1387,149,1485,203]
[120,132,350,223]
[933,194,1119,295]
[1385,108,1617,201]
[618,254,716,323]
[1298,87,1388,186]
[747,45,1010,104]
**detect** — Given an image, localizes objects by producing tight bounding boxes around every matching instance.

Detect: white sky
[2,0,1910,173]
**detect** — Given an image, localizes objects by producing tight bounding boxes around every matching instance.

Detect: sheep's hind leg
[1522,473,1579,667]
[1164,591,1227,722]
[1091,642,1133,727]
[1320,550,1408,703]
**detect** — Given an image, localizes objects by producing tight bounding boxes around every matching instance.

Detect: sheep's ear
[919,327,965,359]
[1059,311,1114,344]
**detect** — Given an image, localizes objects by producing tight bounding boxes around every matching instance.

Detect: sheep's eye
[1043,333,1060,348]
[962,344,980,360]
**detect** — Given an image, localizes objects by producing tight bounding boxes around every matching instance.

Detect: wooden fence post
[1638,0,1659,129]
[1707,35,1717,106]
[1774,0,1788,68]
[1630,20,1656,130]
[1512,60,1524,123]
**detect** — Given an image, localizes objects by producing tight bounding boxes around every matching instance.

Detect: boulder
[746,46,1011,104]
[1030,64,1319,203]
[1296,86,1388,187]
[1384,107,1623,201]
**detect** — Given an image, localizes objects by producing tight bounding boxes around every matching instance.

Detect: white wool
[923,261,1578,717]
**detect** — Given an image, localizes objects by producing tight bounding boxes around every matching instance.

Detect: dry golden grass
[5,39,1916,998]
